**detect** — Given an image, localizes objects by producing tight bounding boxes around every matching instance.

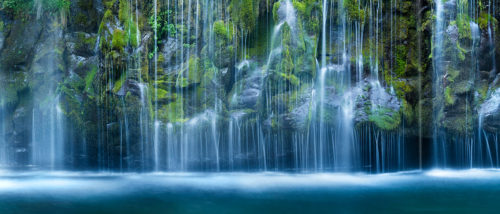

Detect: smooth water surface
[0,170,499,213]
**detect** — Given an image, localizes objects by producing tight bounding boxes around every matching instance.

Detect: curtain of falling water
[431,0,500,168]
[1,0,497,172]
[432,0,446,167]
[31,14,66,170]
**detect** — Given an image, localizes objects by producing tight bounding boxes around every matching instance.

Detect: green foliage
[214,20,233,41]
[149,9,176,39]
[2,0,33,16]
[344,0,365,21]
[230,0,257,32]
[1,0,69,17]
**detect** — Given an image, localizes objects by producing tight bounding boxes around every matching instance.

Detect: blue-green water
[0,170,499,214]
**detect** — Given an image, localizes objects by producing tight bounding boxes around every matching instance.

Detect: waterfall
[0,96,6,167]
[35,0,43,20]
[153,0,159,171]
[32,99,65,170]
[432,0,445,167]
[315,0,359,171]
[138,83,150,170]
[0,0,499,173]
[30,16,66,170]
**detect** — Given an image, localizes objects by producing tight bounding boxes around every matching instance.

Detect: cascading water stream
[30,14,66,170]
[32,98,65,170]
[0,96,6,167]
[153,0,159,172]
[433,0,445,167]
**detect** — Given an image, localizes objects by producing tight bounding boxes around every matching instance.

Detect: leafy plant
[1,0,70,17]
[149,9,176,39]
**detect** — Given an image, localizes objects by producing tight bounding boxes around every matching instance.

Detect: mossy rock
[368,107,401,131]
[230,0,258,32]
[112,29,127,52]
[159,97,185,123]
[156,88,177,104]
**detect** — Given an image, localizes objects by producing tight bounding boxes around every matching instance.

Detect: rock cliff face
[0,0,498,171]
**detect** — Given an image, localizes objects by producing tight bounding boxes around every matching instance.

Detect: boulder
[480,88,500,133]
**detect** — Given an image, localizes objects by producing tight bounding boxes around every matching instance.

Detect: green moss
[156,88,177,101]
[118,0,129,23]
[394,45,408,77]
[293,1,306,15]
[112,29,126,52]
[230,0,257,32]
[278,72,299,86]
[477,12,498,30]
[477,83,489,101]
[175,77,190,88]
[453,13,471,40]
[402,99,414,124]
[272,1,281,22]
[446,68,460,83]
[442,114,474,134]
[444,86,456,106]
[118,0,139,47]
[384,68,412,99]
[103,0,114,8]
[456,42,466,61]
[85,66,97,94]
[112,72,127,93]
[279,23,294,75]
[369,107,401,131]
[99,9,113,34]
[344,0,365,22]
[127,20,138,47]
[99,9,113,52]
[160,97,185,123]
[213,20,233,41]
[187,57,202,84]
